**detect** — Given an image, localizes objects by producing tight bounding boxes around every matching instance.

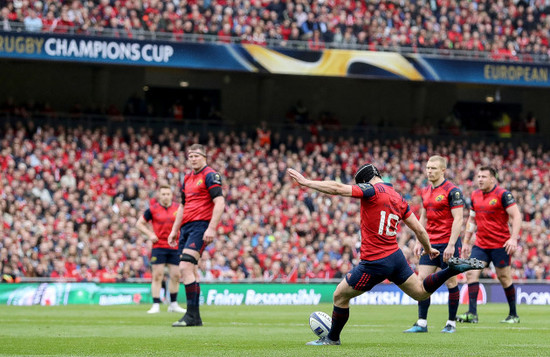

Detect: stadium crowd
[1,0,550,59]
[1,119,549,284]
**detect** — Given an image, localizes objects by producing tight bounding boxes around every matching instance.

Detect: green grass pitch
[1,304,548,356]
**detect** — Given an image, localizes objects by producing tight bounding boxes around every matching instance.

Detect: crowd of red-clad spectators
[1,118,549,284]
[1,0,550,59]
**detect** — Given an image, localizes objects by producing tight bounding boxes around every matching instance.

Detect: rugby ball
[309,311,332,337]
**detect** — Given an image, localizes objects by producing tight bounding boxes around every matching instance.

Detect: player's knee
[445,278,458,289]
[332,289,350,306]
[171,271,181,281]
[415,294,430,302]
[181,264,195,276]
[496,266,511,279]
[180,253,198,265]
[446,283,458,290]
[412,288,430,302]
[465,270,477,282]
[497,273,511,284]
[333,295,345,306]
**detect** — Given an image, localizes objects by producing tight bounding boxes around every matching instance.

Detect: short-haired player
[136,184,186,314]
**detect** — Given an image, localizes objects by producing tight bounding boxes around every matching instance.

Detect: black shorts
[419,240,462,269]
[346,249,414,292]
[151,248,180,266]
[470,246,509,268]
[179,220,210,257]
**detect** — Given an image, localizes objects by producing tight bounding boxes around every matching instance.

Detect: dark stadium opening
[143,87,222,121]
[451,101,523,133]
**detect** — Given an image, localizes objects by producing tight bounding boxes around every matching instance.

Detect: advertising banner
[407,55,550,87]
[350,284,450,306]
[1,283,549,306]
[0,32,255,71]
[0,283,151,306]
[202,284,328,305]
[490,284,550,305]
[1,31,549,87]
[0,283,331,306]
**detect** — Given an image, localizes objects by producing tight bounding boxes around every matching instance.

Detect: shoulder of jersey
[204,166,217,175]
[447,181,458,190]
[356,182,371,190]
[372,182,385,191]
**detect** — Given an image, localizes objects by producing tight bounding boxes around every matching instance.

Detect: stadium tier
[1,0,549,59]
[0,120,548,283]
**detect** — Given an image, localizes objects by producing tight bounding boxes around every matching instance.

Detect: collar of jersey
[192,165,208,175]
[431,179,447,190]
[482,184,497,195]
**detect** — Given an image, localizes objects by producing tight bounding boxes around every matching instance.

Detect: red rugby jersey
[470,185,516,249]
[143,201,179,249]
[421,179,464,244]
[352,182,412,261]
[181,165,222,225]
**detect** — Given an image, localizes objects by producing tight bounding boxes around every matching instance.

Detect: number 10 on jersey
[378,211,399,236]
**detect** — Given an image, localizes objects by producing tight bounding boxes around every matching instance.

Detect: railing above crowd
[2,22,549,64]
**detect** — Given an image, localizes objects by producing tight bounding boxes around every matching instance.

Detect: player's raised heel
[448,257,485,272]
[306,337,341,346]
[403,323,428,333]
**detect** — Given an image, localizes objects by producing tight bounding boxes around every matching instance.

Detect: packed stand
[1,119,549,284]
[1,0,550,59]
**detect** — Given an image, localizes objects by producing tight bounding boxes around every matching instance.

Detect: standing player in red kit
[168,144,225,327]
[287,164,484,346]
[136,183,187,314]
[458,166,522,324]
[404,155,464,333]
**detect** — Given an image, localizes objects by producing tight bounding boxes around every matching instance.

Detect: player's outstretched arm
[287,168,352,197]
[403,213,439,260]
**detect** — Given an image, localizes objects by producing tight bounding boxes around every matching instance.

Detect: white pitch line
[228,322,386,327]
[453,326,550,331]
